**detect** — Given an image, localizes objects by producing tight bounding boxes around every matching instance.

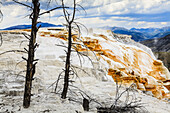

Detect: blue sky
[0,0,170,29]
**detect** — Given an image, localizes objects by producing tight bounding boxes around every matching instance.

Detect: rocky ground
[0,75,170,113]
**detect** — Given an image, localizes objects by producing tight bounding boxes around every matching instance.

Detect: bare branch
[19,40,28,47]
[24,48,28,53]
[55,44,68,49]
[62,0,69,23]
[74,21,88,33]
[73,22,82,35]
[12,0,32,9]
[22,33,31,40]
[71,0,76,23]
[16,70,26,78]
[0,50,26,56]
[0,10,3,22]
[72,42,98,62]
[55,70,65,92]
[71,65,91,76]
[39,6,69,16]
[0,33,3,46]
[70,65,80,80]
[76,4,87,16]
[22,57,27,61]
[15,59,25,70]
[0,1,2,21]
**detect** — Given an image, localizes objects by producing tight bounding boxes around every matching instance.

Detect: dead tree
[12,0,67,108]
[23,0,40,108]
[61,0,77,99]
[52,0,95,99]
[97,81,148,113]
[12,0,40,108]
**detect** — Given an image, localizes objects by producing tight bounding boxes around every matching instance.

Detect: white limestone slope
[0,28,169,113]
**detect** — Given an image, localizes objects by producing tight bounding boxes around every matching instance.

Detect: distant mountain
[111,27,148,41]
[141,34,170,70]
[103,26,170,42]
[141,34,170,52]
[1,22,63,30]
[152,31,170,39]
[130,27,159,34]
[130,27,170,39]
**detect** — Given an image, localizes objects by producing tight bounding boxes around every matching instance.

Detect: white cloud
[0,3,30,28]
[161,22,167,25]
[0,0,170,29]
[79,0,170,15]
[76,17,170,29]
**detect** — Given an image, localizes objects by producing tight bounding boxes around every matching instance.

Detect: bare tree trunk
[12,0,65,108]
[23,0,40,108]
[83,98,89,111]
[61,24,72,99]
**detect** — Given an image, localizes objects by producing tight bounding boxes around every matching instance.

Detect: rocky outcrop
[141,34,170,52]
[141,35,170,71]
[154,52,170,71]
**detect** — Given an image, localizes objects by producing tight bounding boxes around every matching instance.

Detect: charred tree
[83,98,89,111]
[61,25,72,98]
[12,0,65,108]
[23,0,40,108]
[61,0,76,99]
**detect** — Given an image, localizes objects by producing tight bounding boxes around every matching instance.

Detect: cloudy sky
[0,0,170,29]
